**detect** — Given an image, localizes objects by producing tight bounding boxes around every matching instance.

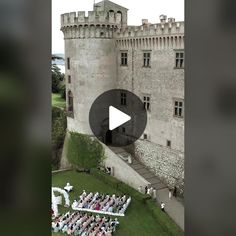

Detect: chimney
[168,17,175,23]
[142,19,149,25]
[159,15,167,23]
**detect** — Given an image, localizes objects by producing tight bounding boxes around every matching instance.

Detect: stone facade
[61,0,184,194]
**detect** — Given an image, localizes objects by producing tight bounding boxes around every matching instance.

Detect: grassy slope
[52,171,181,236]
[52,93,66,109]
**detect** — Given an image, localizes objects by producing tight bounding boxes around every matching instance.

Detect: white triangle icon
[109,106,131,131]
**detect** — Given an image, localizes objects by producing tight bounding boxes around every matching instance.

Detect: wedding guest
[168,188,172,199]
[173,186,177,197]
[161,202,165,212]
[145,186,148,194]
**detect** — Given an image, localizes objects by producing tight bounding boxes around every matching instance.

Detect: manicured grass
[52,93,66,109]
[52,170,183,236]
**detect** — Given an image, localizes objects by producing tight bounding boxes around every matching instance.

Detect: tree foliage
[59,83,66,99]
[68,132,105,169]
[52,64,64,94]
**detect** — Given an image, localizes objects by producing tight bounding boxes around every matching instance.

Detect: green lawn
[52,170,183,236]
[52,93,66,109]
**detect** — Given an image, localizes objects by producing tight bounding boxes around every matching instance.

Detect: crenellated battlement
[115,20,184,50]
[61,10,122,28]
[115,21,184,39]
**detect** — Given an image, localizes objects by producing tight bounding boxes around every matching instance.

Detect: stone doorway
[105,130,112,145]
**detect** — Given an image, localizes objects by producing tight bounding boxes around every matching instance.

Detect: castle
[61,0,184,194]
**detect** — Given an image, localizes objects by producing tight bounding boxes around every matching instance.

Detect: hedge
[52,106,67,169]
[67,132,105,169]
[146,199,184,236]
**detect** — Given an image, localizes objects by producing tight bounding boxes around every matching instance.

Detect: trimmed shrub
[52,107,67,148]
[67,133,105,169]
[52,106,67,169]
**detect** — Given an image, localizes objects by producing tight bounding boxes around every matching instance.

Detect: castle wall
[116,37,184,152]
[127,140,184,195]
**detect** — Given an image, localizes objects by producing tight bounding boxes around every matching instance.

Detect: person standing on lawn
[161,202,165,212]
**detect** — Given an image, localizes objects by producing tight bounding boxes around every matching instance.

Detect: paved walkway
[109,146,184,231]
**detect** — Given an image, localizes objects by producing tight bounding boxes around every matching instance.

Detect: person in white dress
[161,202,165,212]
[64,182,73,192]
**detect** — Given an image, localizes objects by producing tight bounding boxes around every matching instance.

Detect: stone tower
[61,0,128,134]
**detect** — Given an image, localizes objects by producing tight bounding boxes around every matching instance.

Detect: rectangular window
[122,127,126,133]
[175,51,184,68]
[143,96,151,111]
[67,57,70,70]
[143,134,148,140]
[120,92,127,106]
[143,52,151,67]
[167,140,171,148]
[121,52,128,66]
[68,75,71,83]
[174,99,184,118]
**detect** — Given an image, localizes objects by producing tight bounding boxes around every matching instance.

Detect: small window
[67,90,74,117]
[121,52,128,66]
[143,134,148,140]
[167,140,171,147]
[68,75,71,83]
[143,96,151,111]
[120,92,127,106]
[175,51,184,68]
[67,57,70,70]
[122,127,126,133]
[143,52,151,67]
[100,32,104,37]
[174,99,184,118]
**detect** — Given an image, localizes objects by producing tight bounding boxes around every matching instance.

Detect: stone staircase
[108,146,184,230]
[109,146,167,191]
[130,158,167,190]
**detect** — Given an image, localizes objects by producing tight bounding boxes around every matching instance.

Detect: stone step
[146,176,163,184]
[131,164,145,170]
[141,172,156,179]
[130,161,141,166]
[151,182,167,190]
[130,159,139,165]
[135,168,150,175]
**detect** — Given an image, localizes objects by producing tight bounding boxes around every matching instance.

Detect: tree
[52,64,64,93]
[59,83,66,99]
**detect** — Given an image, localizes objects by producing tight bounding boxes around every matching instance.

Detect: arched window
[117,11,122,21]
[108,10,114,18]
[67,90,74,115]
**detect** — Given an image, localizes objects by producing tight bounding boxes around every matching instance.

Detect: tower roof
[95,0,129,11]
